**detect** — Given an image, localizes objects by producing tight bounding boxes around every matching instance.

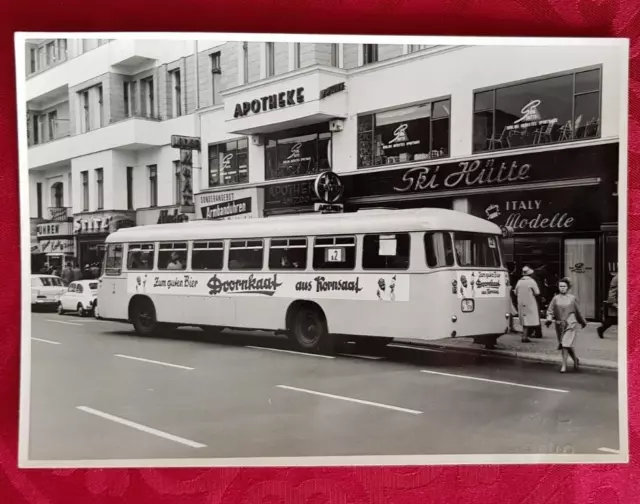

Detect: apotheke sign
[233,87,305,118]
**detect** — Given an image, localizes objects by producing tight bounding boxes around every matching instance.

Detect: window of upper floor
[472,66,602,153]
[208,139,249,187]
[357,99,451,169]
[265,123,333,181]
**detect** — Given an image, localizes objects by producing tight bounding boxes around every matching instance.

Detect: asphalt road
[27,310,620,461]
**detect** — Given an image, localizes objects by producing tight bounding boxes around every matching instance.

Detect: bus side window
[362,234,410,270]
[424,232,455,268]
[192,241,224,270]
[313,236,356,270]
[269,238,307,270]
[105,244,123,276]
[229,239,264,270]
[127,243,155,270]
[158,242,187,270]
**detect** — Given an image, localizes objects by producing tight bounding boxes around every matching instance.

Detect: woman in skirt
[545,278,587,373]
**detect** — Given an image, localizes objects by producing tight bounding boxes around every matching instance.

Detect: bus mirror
[501,226,514,238]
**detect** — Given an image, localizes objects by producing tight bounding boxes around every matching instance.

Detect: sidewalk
[408,323,619,370]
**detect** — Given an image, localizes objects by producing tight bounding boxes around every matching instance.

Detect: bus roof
[106,208,502,244]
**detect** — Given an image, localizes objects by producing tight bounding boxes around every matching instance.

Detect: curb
[396,341,618,371]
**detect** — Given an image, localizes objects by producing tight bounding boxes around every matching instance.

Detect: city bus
[95,208,511,354]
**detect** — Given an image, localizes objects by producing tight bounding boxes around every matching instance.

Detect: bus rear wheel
[290,305,331,354]
[131,297,160,336]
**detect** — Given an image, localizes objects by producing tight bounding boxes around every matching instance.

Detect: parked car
[31,275,66,310]
[57,280,99,316]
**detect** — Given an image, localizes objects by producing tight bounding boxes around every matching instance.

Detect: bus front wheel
[131,297,160,336]
[290,305,331,354]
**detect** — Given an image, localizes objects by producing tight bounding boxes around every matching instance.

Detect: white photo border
[15,31,630,468]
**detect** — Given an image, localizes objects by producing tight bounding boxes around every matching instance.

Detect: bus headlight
[461,299,475,313]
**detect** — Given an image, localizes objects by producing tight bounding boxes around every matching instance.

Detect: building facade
[26,39,622,319]
[193,42,622,321]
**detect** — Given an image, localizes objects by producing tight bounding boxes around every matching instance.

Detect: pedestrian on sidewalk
[514,266,540,343]
[598,273,618,338]
[545,277,587,373]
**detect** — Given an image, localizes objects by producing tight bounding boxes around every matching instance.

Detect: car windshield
[89,282,98,290]
[39,277,63,287]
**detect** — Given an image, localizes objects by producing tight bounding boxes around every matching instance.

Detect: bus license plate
[461,299,475,313]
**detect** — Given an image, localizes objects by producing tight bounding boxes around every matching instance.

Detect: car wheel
[77,304,86,317]
[57,303,64,315]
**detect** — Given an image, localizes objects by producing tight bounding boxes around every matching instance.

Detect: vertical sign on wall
[171,135,201,213]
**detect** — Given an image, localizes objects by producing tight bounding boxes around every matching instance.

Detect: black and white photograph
[17,33,628,467]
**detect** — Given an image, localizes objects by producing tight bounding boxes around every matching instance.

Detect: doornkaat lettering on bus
[455,271,507,299]
[126,273,410,302]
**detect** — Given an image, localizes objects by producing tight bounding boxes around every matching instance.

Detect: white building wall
[344,44,621,166]
[71,151,113,213]
[29,166,73,217]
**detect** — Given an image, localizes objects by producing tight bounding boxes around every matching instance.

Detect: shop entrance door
[564,238,596,319]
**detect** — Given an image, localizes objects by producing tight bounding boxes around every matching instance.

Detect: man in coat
[514,265,541,342]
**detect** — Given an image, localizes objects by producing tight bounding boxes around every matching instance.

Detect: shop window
[269,238,307,269]
[127,243,155,270]
[313,236,356,270]
[192,241,224,270]
[473,67,601,152]
[208,139,249,187]
[104,244,123,276]
[158,242,187,270]
[453,232,501,268]
[265,123,332,180]
[424,232,455,268]
[357,99,450,168]
[362,234,410,270]
[228,239,264,270]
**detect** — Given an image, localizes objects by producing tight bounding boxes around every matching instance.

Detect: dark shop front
[262,142,618,319]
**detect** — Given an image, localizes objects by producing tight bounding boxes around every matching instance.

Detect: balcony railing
[28,119,71,148]
[48,207,72,222]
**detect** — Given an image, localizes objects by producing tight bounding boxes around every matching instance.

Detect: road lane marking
[598,447,619,454]
[32,337,61,345]
[44,319,83,326]
[114,354,194,370]
[276,385,423,414]
[245,346,335,359]
[419,370,568,393]
[339,354,385,360]
[390,344,445,353]
[76,406,206,448]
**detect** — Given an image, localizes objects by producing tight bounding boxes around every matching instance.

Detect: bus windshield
[453,232,501,268]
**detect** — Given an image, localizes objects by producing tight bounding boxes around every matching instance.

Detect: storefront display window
[357,99,450,168]
[208,139,249,187]
[265,124,332,180]
[473,67,601,152]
